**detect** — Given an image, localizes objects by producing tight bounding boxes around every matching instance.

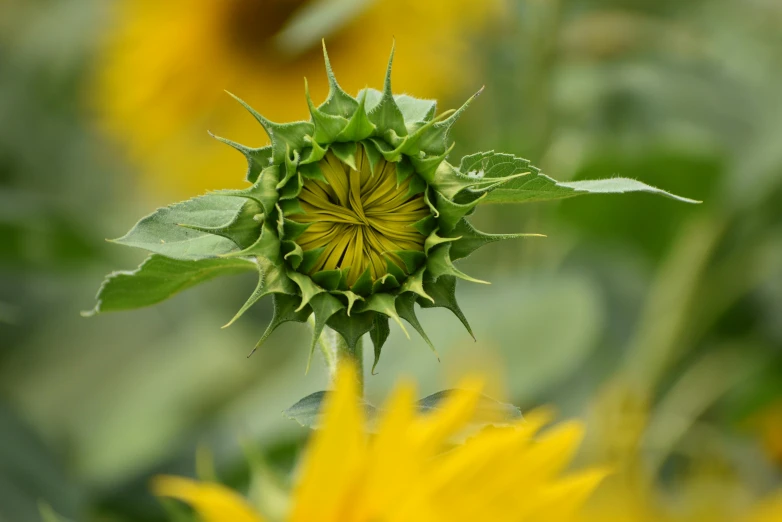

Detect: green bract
[86,44,698,371]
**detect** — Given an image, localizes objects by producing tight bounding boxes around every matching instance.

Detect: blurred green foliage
[1,0,781,520]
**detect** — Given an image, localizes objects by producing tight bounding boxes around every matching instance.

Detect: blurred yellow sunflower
[750,399,782,468]
[576,380,782,522]
[94,0,503,197]
[154,364,604,522]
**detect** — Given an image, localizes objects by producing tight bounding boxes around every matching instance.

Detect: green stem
[312,320,364,392]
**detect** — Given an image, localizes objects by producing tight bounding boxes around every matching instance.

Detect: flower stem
[312,320,363,392]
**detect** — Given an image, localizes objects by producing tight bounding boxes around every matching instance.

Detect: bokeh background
[2,0,782,520]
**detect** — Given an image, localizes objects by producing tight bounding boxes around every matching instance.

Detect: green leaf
[283,391,377,429]
[113,195,246,260]
[417,275,474,340]
[459,151,700,204]
[417,390,522,422]
[178,198,263,249]
[83,255,255,316]
[459,151,539,186]
[282,389,521,430]
[555,178,702,203]
[283,391,327,428]
[449,219,544,261]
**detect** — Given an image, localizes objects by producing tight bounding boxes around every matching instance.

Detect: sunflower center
[291,145,430,288]
[224,0,308,58]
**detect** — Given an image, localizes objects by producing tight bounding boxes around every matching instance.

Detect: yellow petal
[152,475,267,522]
[288,362,366,522]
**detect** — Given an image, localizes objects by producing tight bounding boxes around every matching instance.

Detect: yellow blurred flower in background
[751,399,782,469]
[576,379,782,522]
[154,364,604,522]
[94,0,502,197]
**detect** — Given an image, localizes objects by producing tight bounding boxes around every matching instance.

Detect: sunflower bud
[86,43,697,371]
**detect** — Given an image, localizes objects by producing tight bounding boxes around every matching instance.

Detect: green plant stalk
[311,317,364,391]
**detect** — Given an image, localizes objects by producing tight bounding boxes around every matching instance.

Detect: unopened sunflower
[85,45,696,374]
[153,363,606,522]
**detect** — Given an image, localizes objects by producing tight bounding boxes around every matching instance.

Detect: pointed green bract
[306,293,345,371]
[355,293,409,339]
[223,256,297,328]
[87,42,697,371]
[208,132,272,184]
[370,314,391,374]
[395,293,439,359]
[327,310,376,352]
[318,41,359,118]
[249,294,312,358]
[418,275,475,340]
[449,219,544,261]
